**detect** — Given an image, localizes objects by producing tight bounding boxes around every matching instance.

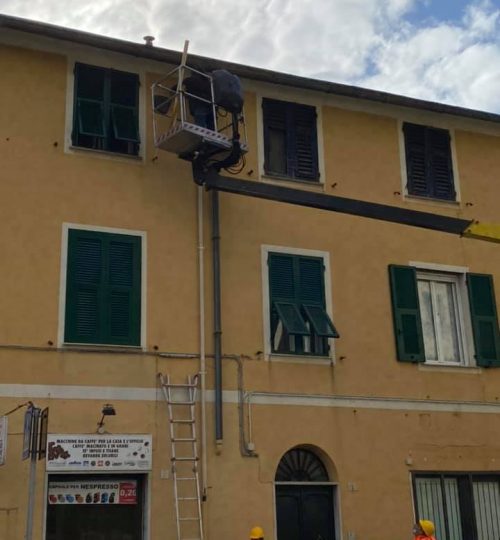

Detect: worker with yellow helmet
[249,526,264,540]
[413,519,436,540]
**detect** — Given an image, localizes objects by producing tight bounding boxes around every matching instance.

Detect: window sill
[403,194,460,208]
[62,342,144,353]
[68,145,143,163]
[269,353,333,365]
[261,174,325,192]
[418,363,481,374]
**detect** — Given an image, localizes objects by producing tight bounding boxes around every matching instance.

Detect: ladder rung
[172,456,199,461]
[176,477,197,481]
[178,497,199,501]
[169,401,196,405]
[179,517,199,521]
[164,382,197,388]
[172,437,196,442]
[170,419,195,424]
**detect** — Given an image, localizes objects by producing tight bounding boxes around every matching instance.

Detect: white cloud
[1,0,500,112]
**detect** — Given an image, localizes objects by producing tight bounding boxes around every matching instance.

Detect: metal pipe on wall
[197,186,208,497]
[212,190,223,442]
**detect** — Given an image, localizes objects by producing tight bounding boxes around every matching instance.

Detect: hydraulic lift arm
[200,171,500,244]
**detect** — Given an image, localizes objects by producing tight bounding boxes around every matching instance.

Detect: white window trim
[256,92,326,188]
[64,56,147,161]
[409,261,474,367]
[261,245,335,362]
[58,223,147,350]
[398,120,461,204]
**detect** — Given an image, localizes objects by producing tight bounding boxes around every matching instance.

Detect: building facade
[1,14,500,540]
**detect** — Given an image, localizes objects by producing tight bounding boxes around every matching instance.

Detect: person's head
[413,519,435,536]
[250,526,264,540]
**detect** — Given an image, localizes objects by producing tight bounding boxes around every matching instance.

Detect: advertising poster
[46,434,152,471]
[48,479,137,505]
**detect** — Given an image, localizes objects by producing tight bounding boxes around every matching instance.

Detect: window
[403,122,456,201]
[72,63,140,156]
[389,265,500,366]
[268,252,338,356]
[413,473,500,540]
[64,229,142,346]
[262,98,319,182]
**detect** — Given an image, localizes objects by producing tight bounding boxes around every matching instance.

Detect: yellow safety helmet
[419,519,435,536]
[250,526,264,539]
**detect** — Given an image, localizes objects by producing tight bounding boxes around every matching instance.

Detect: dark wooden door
[276,484,335,540]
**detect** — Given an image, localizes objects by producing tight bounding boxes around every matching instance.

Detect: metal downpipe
[212,190,223,442]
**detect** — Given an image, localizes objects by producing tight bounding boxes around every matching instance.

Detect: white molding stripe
[1,384,500,414]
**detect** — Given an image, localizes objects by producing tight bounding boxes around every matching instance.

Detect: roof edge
[2,13,500,125]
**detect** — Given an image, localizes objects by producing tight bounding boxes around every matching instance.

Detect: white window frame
[398,120,461,204]
[261,245,335,363]
[410,261,474,367]
[58,223,147,349]
[256,91,326,188]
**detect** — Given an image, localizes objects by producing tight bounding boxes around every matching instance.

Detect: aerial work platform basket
[151,49,247,160]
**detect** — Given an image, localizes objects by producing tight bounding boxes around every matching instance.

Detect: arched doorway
[275,448,336,540]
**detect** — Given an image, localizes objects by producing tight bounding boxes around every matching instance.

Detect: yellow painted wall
[1,34,500,540]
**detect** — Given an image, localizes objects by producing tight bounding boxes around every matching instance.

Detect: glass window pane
[434,281,461,363]
[473,480,500,540]
[418,280,437,361]
[415,477,447,540]
[268,128,287,174]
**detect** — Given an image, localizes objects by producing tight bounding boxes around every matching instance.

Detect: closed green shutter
[467,273,500,367]
[404,122,455,201]
[388,265,425,362]
[65,230,141,346]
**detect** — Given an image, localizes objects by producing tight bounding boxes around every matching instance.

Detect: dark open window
[413,473,500,540]
[263,98,319,182]
[268,253,338,356]
[73,63,140,156]
[403,122,456,201]
[65,229,142,346]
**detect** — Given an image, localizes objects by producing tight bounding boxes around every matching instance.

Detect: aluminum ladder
[159,373,204,540]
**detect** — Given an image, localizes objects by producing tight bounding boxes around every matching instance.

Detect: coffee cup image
[49,495,58,504]
[109,492,115,503]
[93,492,100,503]
[66,495,75,503]
[57,494,65,502]
[76,495,84,503]
[85,494,92,503]
[101,493,108,504]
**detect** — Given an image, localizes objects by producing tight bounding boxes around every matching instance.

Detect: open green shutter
[404,123,429,197]
[111,105,140,142]
[73,63,106,140]
[389,265,425,362]
[467,273,500,367]
[65,231,103,343]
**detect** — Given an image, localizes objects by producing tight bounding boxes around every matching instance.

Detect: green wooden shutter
[427,127,455,201]
[293,104,319,181]
[269,253,308,335]
[65,230,141,346]
[388,265,425,362]
[73,63,106,140]
[467,273,500,367]
[110,70,140,143]
[404,123,429,197]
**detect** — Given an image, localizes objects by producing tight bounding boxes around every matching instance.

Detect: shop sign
[0,416,7,465]
[48,479,137,505]
[46,434,152,471]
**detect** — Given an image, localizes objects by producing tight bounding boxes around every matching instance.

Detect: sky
[1,0,500,113]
